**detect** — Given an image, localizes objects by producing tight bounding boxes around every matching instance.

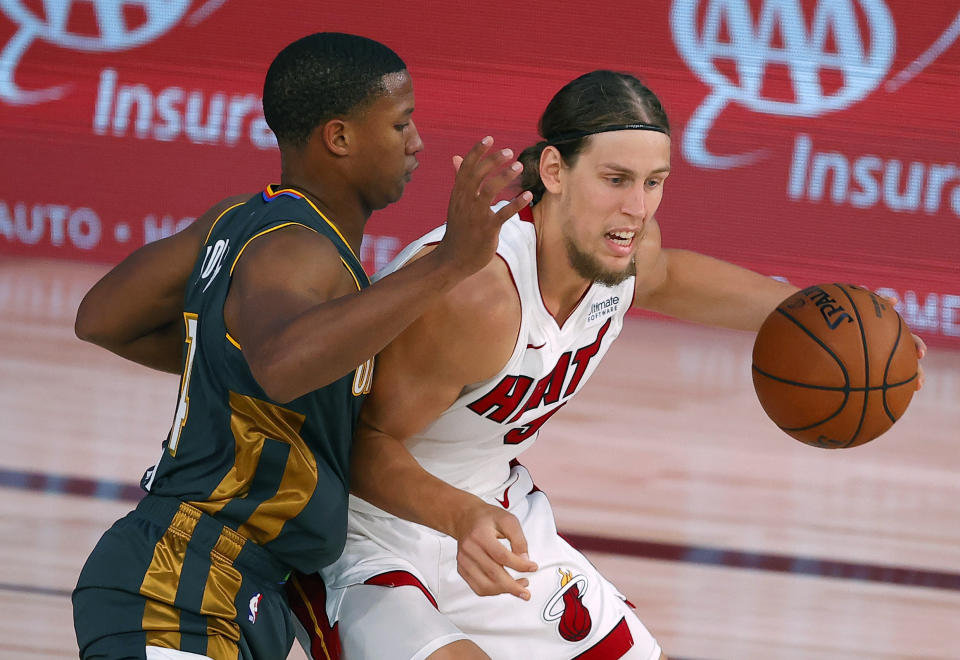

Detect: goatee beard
[564,236,636,286]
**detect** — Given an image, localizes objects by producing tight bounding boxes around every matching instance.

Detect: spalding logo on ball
[752,284,918,448]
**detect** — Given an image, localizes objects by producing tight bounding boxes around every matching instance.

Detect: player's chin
[599,250,636,273]
[593,262,635,287]
[375,183,408,209]
[393,177,412,198]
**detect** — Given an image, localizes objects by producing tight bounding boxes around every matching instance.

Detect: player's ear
[316,119,349,156]
[540,146,563,194]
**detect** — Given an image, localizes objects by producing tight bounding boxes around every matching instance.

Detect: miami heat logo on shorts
[541,568,592,642]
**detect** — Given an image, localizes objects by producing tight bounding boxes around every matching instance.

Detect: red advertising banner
[1,1,958,345]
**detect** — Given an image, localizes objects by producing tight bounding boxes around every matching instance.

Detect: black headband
[546,123,668,145]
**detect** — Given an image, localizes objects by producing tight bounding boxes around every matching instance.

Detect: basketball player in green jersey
[72,33,532,660]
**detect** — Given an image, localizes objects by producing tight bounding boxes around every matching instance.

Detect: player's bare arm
[631,226,926,385]
[227,140,531,403]
[75,139,530,400]
[74,194,250,373]
[630,218,799,330]
[350,255,540,599]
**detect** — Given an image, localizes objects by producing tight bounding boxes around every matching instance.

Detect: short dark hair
[519,71,671,205]
[262,32,407,147]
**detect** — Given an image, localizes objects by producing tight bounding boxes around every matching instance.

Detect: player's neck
[278,175,366,255]
[532,201,591,325]
[279,153,368,254]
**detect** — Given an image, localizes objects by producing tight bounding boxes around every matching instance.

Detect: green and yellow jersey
[142,185,372,574]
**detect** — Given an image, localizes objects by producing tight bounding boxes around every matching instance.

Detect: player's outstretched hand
[911,332,927,390]
[434,136,532,279]
[451,499,539,600]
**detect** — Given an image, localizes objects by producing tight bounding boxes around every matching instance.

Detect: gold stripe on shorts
[143,600,181,650]
[200,526,246,660]
[140,503,201,648]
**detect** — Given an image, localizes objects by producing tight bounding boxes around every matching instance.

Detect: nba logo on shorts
[248,593,262,624]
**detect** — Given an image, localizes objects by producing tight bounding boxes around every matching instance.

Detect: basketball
[752,284,918,448]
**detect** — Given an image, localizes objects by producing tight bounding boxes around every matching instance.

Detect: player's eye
[394,123,409,132]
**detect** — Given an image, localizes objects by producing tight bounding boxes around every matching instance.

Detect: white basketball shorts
[303,464,661,660]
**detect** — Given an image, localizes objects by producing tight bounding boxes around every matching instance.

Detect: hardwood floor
[2,256,957,659]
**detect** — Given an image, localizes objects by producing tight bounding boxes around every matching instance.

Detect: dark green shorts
[73,495,294,660]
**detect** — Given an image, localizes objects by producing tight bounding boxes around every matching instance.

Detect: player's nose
[620,185,646,218]
[407,119,424,154]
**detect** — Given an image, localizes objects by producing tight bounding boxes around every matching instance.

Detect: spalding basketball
[752,284,918,448]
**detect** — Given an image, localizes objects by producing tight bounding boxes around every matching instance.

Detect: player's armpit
[75,194,250,373]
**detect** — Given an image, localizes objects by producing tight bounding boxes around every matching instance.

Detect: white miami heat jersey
[363,206,636,503]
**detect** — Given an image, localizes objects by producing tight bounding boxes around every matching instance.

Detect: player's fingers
[456,552,495,596]
[494,191,534,222]
[493,515,538,573]
[488,543,539,575]
[462,537,532,600]
[452,155,464,172]
[456,144,514,190]
[912,333,927,359]
[479,561,531,600]
[476,160,523,203]
[916,363,925,391]
[455,136,494,174]
[458,551,528,599]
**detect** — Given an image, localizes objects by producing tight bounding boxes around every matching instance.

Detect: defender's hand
[451,500,539,600]
[435,137,532,279]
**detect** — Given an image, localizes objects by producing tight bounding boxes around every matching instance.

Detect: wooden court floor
[1,256,958,660]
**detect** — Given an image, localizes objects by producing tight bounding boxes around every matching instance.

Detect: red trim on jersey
[522,214,593,329]
[364,570,439,610]
[510,206,576,324]
[285,572,342,660]
[509,459,542,494]
[572,616,634,659]
[495,471,521,509]
[496,252,523,356]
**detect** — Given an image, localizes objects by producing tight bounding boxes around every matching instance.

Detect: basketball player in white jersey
[77,65,926,659]
[286,69,827,660]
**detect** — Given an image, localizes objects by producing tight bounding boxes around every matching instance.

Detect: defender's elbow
[247,352,301,404]
[247,346,341,404]
[74,301,106,345]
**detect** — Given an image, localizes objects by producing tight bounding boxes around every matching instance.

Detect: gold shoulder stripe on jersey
[204,202,246,244]
[340,257,362,291]
[270,187,362,264]
[229,222,317,275]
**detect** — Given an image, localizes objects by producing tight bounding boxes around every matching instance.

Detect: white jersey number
[167,312,199,456]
